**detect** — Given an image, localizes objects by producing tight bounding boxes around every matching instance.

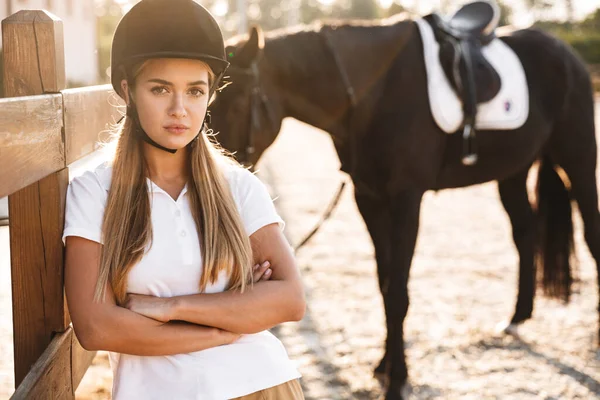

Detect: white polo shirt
[62,160,301,400]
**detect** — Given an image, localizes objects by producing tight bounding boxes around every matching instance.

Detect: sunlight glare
[317,0,336,6]
[378,0,394,9]
[212,0,228,17]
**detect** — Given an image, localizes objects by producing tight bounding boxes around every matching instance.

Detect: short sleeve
[233,168,285,236]
[62,170,107,245]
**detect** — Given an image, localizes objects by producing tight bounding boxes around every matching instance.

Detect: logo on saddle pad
[415,18,529,134]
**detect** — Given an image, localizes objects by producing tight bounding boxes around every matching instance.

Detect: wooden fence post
[2,10,69,389]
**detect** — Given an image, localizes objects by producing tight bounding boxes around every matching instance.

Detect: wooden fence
[1,10,121,398]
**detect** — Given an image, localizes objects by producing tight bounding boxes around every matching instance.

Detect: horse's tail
[535,156,574,302]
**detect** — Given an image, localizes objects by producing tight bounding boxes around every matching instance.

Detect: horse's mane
[243,12,412,79]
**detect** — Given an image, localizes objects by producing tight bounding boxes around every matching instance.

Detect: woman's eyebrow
[188,80,208,86]
[147,78,172,85]
[147,78,208,86]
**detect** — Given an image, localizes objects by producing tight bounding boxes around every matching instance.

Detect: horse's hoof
[385,382,411,400]
[510,310,532,325]
[496,320,521,339]
[373,357,388,383]
[384,389,403,400]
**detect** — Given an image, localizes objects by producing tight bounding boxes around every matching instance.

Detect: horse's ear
[250,25,265,51]
[231,25,264,68]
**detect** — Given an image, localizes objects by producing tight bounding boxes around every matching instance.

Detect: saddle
[424,1,502,165]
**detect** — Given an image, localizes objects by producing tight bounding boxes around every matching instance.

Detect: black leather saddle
[424,1,502,165]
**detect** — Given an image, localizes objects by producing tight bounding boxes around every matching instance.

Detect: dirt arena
[2,115,600,399]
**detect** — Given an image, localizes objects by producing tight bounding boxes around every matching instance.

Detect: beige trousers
[231,379,305,400]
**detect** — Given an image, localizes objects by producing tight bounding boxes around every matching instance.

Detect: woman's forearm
[171,280,305,334]
[80,304,232,356]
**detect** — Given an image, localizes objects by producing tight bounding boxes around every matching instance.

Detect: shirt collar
[98,164,189,198]
[146,178,189,197]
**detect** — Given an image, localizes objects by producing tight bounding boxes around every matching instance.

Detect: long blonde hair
[94,61,253,305]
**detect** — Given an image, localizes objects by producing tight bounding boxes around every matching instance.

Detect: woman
[62,1,306,399]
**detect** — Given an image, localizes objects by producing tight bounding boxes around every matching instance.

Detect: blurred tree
[95,0,124,83]
[381,2,406,18]
[581,8,600,31]
[497,1,513,26]
[247,0,283,32]
[565,0,573,23]
[344,0,380,20]
[525,0,554,21]
[300,0,329,24]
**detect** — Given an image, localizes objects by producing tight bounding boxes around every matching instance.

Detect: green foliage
[534,10,600,64]
[580,8,600,31]
[300,0,327,24]
[563,34,600,64]
[341,0,380,20]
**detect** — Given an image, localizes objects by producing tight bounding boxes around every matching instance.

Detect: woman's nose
[168,93,187,118]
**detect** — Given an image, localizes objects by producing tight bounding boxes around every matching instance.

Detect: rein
[228,28,364,251]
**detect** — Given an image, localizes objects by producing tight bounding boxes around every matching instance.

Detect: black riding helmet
[110,0,229,153]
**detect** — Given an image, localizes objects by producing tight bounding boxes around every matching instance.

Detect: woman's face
[121,58,211,150]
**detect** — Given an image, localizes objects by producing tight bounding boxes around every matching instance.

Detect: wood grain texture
[63,85,123,165]
[2,9,70,391]
[9,168,70,387]
[9,328,94,400]
[1,10,65,96]
[0,94,64,198]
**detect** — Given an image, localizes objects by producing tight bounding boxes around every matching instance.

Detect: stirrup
[461,124,478,166]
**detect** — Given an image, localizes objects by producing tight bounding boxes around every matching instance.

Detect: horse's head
[209,26,284,167]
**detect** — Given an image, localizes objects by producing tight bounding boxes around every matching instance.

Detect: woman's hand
[124,294,175,323]
[217,329,242,345]
[252,261,272,283]
[124,261,272,322]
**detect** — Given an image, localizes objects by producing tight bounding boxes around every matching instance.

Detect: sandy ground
[2,115,600,399]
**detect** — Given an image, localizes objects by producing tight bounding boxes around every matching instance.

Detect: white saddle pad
[415,18,529,134]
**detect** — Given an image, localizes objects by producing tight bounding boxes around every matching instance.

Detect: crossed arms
[64,223,306,356]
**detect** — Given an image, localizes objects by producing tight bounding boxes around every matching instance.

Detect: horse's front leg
[385,189,424,400]
[354,188,393,379]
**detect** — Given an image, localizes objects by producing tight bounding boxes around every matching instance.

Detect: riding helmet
[110,0,230,97]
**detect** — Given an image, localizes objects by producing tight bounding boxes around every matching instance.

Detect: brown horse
[208,13,599,400]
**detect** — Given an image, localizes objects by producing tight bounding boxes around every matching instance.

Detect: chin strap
[126,105,181,154]
[123,102,204,154]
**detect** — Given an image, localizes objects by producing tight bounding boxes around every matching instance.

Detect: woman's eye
[189,88,205,97]
[151,86,168,95]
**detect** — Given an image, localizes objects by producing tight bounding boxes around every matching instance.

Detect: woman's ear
[120,79,130,105]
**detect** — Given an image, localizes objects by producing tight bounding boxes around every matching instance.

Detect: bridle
[224,28,367,251]
[224,63,278,165]
[226,26,359,169]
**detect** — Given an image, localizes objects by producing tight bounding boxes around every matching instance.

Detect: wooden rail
[1,10,121,398]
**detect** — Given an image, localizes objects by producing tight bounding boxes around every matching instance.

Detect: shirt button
[180,230,186,237]
[175,210,181,217]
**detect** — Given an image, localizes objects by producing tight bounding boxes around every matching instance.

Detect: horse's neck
[263,29,345,136]
[266,19,416,137]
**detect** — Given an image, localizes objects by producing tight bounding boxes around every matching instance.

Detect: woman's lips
[164,125,189,134]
